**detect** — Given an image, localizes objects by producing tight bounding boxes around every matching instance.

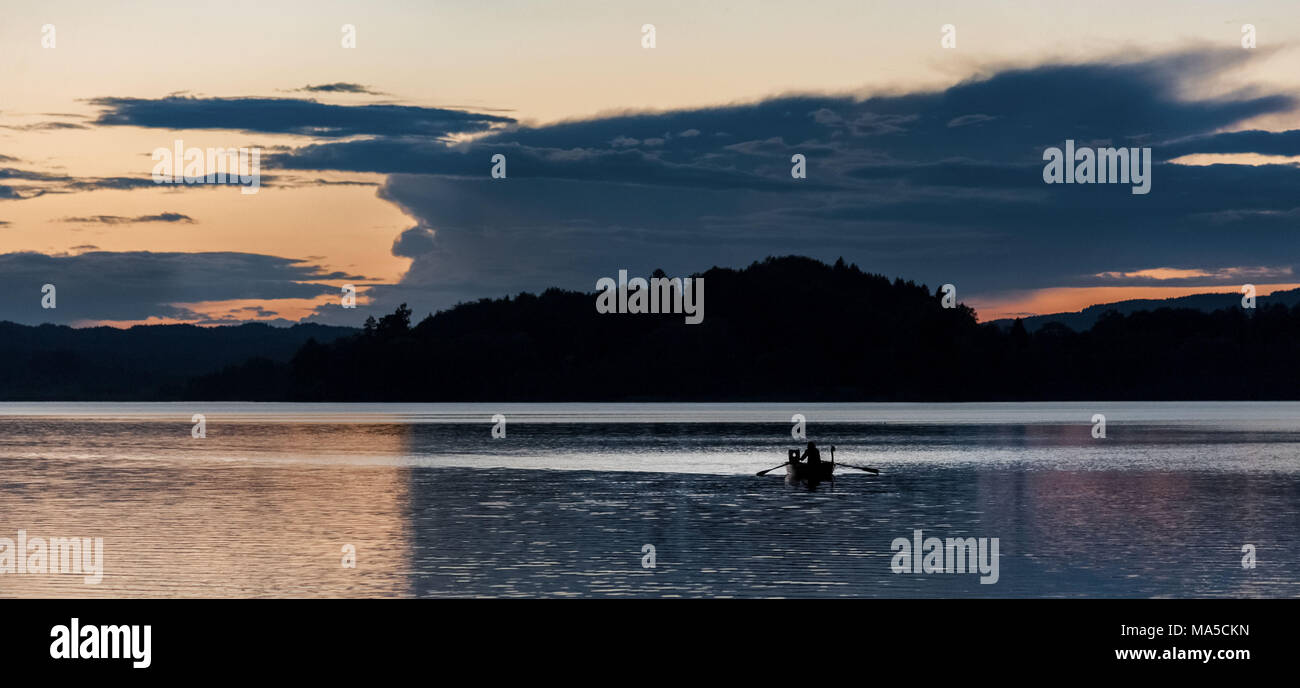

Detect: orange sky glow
[973,283,1300,322]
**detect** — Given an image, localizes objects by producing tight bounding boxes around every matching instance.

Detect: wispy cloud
[90,95,515,138]
[1,165,277,200]
[58,212,196,225]
[1,121,90,132]
[289,83,387,96]
[1094,266,1294,283]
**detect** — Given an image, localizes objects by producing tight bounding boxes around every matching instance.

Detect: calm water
[0,402,1297,598]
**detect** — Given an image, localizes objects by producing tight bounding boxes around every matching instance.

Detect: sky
[3,0,1300,326]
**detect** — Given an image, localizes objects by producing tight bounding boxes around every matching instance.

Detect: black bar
[3,598,1286,677]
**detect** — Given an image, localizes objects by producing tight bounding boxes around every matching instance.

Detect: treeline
[182,256,1300,401]
[0,322,353,400]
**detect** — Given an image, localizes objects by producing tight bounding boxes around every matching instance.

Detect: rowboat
[757,446,877,481]
[786,460,835,482]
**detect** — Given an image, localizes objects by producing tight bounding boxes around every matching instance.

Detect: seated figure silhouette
[799,441,821,466]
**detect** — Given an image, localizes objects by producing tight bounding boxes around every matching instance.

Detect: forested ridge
[179,256,1300,401]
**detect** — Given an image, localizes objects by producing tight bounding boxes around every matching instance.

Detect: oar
[835,463,881,475]
[829,446,880,474]
[756,462,790,476]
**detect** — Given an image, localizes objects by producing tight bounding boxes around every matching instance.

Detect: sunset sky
[3,0,1300,326]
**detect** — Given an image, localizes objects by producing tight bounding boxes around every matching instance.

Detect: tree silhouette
[179,256,1300,401]
[5,256,1297,401]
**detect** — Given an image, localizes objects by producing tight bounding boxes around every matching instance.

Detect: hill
[186,256,1300,401]
[0,321,354,399]
[7,256,1300,401]
[195,256,979,401]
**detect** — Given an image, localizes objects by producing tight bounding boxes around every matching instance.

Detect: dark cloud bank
[0,251,355,325]
[279,48,1300,324]
[8,47,1300,326]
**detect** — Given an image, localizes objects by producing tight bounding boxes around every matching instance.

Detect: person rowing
[755,443,879,476]
[798,441,822,466]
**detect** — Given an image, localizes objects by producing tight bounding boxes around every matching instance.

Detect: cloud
[0,165,278,200]
[276,138,820,191]
[0,251,358,325]
[58,212,196,225]
[90,96,515,138]
[1091,265,1294,285]
[278,48,1291,183]
[285,48,1300,322]
[946,114,999,128]
[15,47,1295,324]
[1,122,90,132]
[391,226,436,257]
[290,83,387,96]
[1161,129,1300,158]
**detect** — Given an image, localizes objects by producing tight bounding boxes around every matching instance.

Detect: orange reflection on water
[0,423,416,598]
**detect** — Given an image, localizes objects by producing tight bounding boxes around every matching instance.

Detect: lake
[0,402,1296,597]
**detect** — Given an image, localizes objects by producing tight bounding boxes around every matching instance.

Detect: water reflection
[0,405,1296,597]
[0,422,414,598]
